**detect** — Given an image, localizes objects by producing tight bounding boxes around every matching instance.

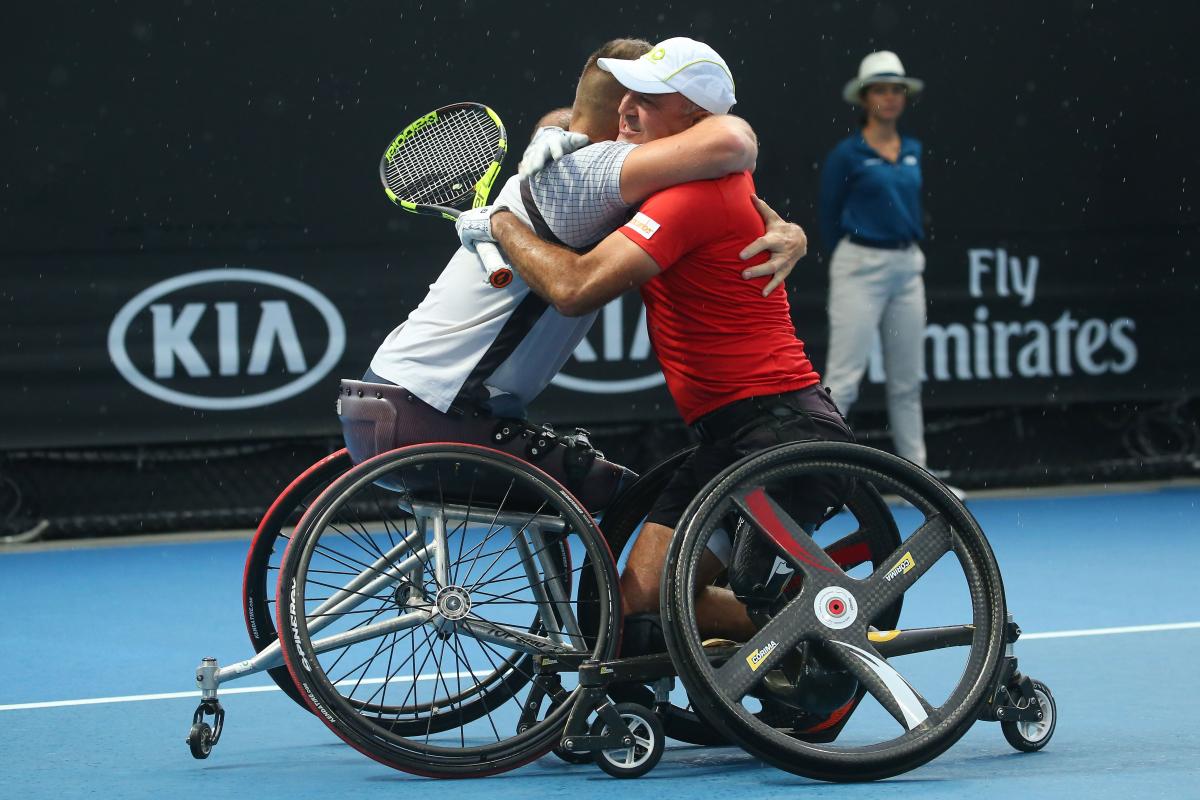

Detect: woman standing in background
[820,50,934,470]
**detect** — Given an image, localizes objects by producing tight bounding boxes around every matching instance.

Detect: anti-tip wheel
[187,722,213,759]
[1002,679,1056,752]
[591,702,665,779]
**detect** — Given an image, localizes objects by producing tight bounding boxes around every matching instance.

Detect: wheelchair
[188,402,1057,781]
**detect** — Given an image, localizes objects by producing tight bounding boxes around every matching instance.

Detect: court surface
[2,483,1198,799]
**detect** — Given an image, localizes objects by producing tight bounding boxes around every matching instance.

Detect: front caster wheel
[1002,680,1056,752]
[187,722,213,759]
[591,702,664,779]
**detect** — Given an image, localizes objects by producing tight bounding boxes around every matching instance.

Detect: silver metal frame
[196,498,586,700]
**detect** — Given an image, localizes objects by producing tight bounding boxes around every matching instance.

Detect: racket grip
[477,242,513,289]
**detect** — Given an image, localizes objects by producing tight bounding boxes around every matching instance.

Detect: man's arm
[490,211,658,317]
[460,193,808,303]
[617,115,758,204]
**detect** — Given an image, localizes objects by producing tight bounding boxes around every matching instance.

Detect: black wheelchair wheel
[662,441,1007,782]
[243,448,353,707]
[586,446,904,747]
[276,444,622,778]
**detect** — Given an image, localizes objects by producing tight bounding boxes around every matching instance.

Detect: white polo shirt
[369,141,636,414]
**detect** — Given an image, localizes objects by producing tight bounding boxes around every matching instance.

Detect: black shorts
[645,384,854,531]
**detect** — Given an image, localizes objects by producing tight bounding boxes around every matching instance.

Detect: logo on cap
[647,47,666,62]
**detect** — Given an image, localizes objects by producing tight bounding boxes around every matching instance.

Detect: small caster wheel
[591,702,664,778]
[1002,679,1056,752]
[187,722,214,759]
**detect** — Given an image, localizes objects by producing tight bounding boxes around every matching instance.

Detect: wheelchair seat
[337,379,635,513]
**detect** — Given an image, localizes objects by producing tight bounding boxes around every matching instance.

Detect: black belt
[849,234,915,250]
[690,389,814,442]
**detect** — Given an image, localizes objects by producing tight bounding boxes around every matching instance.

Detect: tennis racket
[379,102,513,288]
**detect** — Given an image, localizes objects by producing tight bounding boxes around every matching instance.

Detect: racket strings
[384,108,501,208]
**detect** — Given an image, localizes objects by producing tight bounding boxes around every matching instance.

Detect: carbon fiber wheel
[590,447,903,745]
[276,444,621,778]
[662,441,1007,782]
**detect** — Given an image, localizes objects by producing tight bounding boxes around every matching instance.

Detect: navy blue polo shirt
[818,132,924,250]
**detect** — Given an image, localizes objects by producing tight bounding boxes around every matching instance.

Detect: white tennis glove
[456,204,508,253]
[518,126,590,178]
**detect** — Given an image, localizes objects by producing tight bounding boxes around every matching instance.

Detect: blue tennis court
[3,484,1198,799]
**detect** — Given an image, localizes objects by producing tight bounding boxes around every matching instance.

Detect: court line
[0,669,495,712]
[3,620,1198,712]
[1019,621,1200,640]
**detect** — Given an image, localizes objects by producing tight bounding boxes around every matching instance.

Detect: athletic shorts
[645,385,854,563]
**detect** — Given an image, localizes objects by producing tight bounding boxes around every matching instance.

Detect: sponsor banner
[0,231,1193,450]
[532,232,1197,422]
[0,251,392,449]
[2,2,1196,449]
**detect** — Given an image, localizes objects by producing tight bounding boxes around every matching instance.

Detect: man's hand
[519,126,590,178]
[455,204,508,253]
[739,195,808,296]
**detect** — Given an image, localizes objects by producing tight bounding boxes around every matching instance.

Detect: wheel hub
[814,585,858,630]
[436,586,472,620]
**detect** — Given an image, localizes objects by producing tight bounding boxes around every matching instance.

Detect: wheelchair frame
[187,438,1056,779]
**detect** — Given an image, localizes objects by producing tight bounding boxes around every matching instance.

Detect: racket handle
[477,242,513,289]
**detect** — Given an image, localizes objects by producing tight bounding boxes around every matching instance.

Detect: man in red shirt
[461,38,854,650]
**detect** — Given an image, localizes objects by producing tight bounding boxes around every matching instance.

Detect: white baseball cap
[842,50,924,104]
[597,36,736,115]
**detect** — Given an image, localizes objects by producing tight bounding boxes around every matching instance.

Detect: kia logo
[551,293,665,393]
[108,268,346,410]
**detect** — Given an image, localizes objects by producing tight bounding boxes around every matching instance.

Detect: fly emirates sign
[865,247,1138,387]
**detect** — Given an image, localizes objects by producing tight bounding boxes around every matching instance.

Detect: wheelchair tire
[243,448,353,707]
[662,441,1007,782]
[244,447,551,732]
[276,444,622,778]
[588,446,904,747]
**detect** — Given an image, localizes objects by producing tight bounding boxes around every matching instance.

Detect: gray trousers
[824,238,928,466]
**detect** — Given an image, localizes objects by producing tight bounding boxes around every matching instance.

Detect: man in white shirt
[340,38,806,511]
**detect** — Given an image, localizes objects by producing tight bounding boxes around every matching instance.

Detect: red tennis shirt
[618,172,820,424]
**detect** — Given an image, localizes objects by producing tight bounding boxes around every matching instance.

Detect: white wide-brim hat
[598,36,736,115]
[842,50,924,104]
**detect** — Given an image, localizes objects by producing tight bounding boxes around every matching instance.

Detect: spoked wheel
[243,448,353,707]
[588,447,904,746]
[244,447,527,727]
[662,441,1007,782]
[276,443,621,778]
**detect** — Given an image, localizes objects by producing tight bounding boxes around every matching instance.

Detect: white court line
[0,669,494,712]
[1019,621,1200,640]
[3,621,1199,713]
